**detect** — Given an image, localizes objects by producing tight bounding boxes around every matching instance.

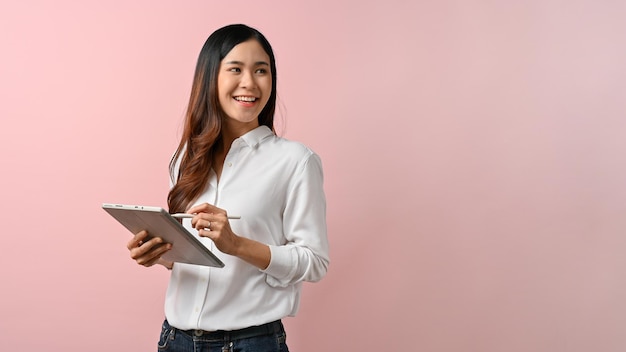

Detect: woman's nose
[239,70,256,89]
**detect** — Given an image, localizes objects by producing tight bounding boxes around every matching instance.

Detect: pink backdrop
[2,1,626,351]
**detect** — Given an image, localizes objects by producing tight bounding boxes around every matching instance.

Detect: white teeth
[234,96,256,102]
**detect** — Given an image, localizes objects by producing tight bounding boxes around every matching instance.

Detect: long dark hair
[168,24,277,213]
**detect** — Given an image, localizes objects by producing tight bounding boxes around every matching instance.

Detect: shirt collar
[237,125,274,148]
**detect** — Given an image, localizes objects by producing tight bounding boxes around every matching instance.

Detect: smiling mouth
[234,96,258,102]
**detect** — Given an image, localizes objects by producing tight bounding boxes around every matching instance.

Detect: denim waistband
[172,320,283,341]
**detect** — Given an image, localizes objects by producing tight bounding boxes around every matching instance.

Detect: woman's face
[217,39,272,128]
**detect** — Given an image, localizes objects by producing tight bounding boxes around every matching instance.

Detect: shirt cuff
[261,245,296,286]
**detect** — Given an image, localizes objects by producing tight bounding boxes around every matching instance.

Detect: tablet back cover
[102,203,224,268]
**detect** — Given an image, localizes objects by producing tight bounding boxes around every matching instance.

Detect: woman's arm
[188,153,329,285]
[261,153,330,286]
[187,203,271,270]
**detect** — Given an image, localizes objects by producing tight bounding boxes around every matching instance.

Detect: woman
[127,24,329,352]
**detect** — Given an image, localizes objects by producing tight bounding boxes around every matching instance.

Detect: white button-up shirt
[164,126,329,331]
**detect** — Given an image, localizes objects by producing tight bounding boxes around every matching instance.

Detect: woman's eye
[255,69,267,74]
[229,67,241,73]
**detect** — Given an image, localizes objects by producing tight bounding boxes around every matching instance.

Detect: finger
[186,203,211,215]
[142,256,165,267]
[190,212,213,228]
[197,219,224,236]
[187,203,225,216]
[130,236,164,258]
[136,243,172,266]
[194,218,213,231]
[197,228,216,239]
[131,240,170,264]
[190,213,203,228]
[127,230,149,250]
[208,219,223,231]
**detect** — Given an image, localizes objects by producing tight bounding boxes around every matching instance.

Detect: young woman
[127,24,329,352]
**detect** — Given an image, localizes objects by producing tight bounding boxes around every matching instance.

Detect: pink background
[1,1,626,351]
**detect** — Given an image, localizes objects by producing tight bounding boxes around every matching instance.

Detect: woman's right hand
[127,230,173,268]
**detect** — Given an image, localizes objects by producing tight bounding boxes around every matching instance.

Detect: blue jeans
[157,319,289,352]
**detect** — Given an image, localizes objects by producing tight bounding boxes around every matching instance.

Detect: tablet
[102,203,225,268]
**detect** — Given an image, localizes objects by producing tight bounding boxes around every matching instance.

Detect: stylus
[171,213,241,220]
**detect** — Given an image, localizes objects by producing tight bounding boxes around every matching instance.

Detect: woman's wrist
[158,258,174,270]
[234,237,271,270]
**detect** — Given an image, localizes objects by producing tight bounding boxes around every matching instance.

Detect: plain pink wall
[2,1,626,351]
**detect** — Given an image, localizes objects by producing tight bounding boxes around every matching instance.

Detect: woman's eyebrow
[224,60,270,66]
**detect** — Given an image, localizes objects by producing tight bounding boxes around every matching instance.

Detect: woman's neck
[220,120,259,152]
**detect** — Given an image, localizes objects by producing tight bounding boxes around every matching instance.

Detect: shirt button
[227,162,233,167]
[195,307,200,312]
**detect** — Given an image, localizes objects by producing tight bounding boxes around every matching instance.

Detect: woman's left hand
[187,203,240,256]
